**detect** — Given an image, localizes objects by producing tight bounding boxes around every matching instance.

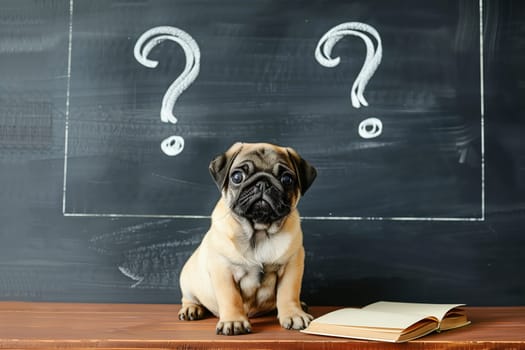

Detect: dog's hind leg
[178,298,206,321]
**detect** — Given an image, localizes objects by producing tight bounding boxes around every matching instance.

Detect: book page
[310,308,437,330]
[363,301,466,323]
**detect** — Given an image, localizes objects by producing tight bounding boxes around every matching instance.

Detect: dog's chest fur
[231,230,292,316]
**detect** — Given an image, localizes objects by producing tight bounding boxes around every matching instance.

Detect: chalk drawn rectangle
[63,0,485,221]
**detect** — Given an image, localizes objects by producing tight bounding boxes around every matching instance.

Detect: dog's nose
[255,180,269,191]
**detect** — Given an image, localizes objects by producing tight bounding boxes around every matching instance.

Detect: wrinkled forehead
[232,146,292,172]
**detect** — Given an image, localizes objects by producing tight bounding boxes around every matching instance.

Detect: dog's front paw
[278,309,314,330]
[216,318,252,335]
[178,303,206,321]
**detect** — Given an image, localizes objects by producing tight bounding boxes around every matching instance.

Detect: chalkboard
[0,0,524,306]
[63,0,482,219]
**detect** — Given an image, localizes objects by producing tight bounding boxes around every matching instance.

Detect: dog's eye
[230,171,244,184]
[280,173,294,186]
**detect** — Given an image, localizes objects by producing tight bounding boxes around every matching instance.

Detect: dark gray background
[0,0,523,306]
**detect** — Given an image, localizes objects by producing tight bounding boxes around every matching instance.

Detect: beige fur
[178,143,316,335]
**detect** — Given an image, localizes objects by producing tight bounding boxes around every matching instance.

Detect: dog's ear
[286,147,317,196]
[209,142,243,191]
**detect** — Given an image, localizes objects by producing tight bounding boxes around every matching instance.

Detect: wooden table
[0,302,524,349]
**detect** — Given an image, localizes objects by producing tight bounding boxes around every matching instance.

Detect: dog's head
[209,142,316,228]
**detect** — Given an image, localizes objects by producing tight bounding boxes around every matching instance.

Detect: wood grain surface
[0,302,524,349]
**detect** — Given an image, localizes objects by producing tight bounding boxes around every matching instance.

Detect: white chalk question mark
[315,22,383,139]
[134,26,201,156]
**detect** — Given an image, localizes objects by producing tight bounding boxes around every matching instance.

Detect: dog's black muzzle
[233,173,291,224]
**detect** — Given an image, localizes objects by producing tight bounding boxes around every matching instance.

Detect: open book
[301,301,470,343]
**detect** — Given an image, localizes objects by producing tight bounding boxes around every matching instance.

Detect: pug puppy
[178,142,317,335]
